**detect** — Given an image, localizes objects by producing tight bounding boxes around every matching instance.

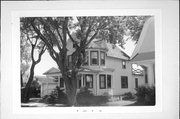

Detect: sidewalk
[102,100,136,106]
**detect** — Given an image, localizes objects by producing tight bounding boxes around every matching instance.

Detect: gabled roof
[88,39,129,60]
[88,39,108,50]
[43,67,60,75]
[106,43,129,60]
[130,17,155,61]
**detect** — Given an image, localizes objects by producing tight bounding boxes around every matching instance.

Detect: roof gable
[106,43,129,60]
[43,67,60,75]
[130,17,155,60]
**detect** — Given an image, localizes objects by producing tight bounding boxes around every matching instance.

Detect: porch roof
[79,67,115,73]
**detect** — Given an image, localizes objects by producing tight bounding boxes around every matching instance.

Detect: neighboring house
[130,17,155,86]
[35,69,65,97]
[39,17,155,97]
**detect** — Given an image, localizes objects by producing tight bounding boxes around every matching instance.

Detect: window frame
[85,74,93,88]
[67,55,72,67]
[100,51,105,65]
[107,75,112,88]
[122,60,126,69]
[84,51,89,66]
[99,74,106,89]
[90,51,99,65]
[60,78,64,88]
[135,78,138,88]
[121,76,128,88]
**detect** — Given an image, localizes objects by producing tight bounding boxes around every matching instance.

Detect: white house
[41,40,145,97]
[39,17,155,97]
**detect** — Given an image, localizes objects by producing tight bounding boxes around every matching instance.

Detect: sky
[34,51,57,76]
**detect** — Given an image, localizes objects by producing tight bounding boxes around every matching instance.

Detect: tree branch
[35,44,46,64]
[30,19,58,57]
[66,28,79,48]
[85,31,98,46]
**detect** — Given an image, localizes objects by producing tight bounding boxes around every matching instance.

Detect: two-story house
[40,39,145,97]
[39,17,155,97]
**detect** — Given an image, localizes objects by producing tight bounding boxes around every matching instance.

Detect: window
[145,73,148,83]
[107,75,111,88]
[99,75,106,89]
[84,51,89,65]
[85,74,93,88]
[78,79,82,89]
[52,76,58,82]
[100,51,105,65]
[90,51,99,65]
[122,60,126,69]
[60,78,64,88]
[68,55,72,67]
[121,76,128,88]
[77,74,82,89]
[135,78,138,88]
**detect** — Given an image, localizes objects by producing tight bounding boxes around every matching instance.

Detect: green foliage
[122,92,135,100]
[76,87,109,106]
[40,86,68,104]
[135,86,155,105]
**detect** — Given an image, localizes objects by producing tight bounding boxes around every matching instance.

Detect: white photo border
[11,9,162,114]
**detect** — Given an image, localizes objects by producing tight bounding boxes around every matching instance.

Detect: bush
[122,92,135,100]
[135,86,155,105]
[40,86,68,104]
[76,87,109,106]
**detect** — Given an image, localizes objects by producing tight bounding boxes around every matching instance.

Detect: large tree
[21,16,149,105]
[20,19,46,102]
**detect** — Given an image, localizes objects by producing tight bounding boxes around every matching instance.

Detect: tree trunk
[62,70,78,106]
[22,63,35,103]
[21,72,23,87]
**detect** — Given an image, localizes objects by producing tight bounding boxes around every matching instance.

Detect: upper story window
[100,51,105,65]
[67,55,72,67]
[122,60,126,69]
[90,51,99,65]
[84,51,89,66]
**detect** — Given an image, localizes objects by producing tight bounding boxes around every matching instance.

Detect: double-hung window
[100,51,105,65]
[121,76,128,88]
[99,75,106,89]
[68,55,72,67]
[90,51,98,65]
[84,51,89,65]
[107,75,111,88]
[99,74,112,89]
[85,74,93,88]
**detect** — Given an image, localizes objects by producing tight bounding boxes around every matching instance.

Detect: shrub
[122,92,135,100]
[76,87,109,106]
[135,86,155,105]
[40,86,68,104]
